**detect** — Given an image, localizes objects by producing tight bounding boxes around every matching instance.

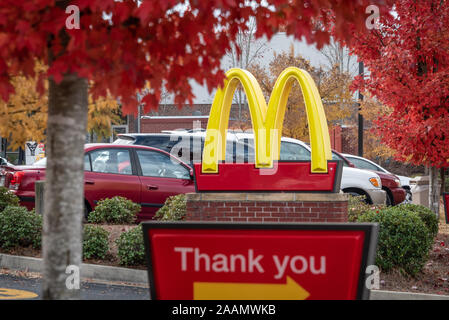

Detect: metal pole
[358,61,364,157]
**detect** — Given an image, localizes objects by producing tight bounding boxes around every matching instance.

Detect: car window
[84,154,91,171]
[136,149,190,179]
[331,152,349,167]
[280,142,311,161]
[170,136,203,164]
[347,157,379,171]
[90,149,132,175]
[139,136,179,152]
[169,136,251,164]
[240,139,311,161]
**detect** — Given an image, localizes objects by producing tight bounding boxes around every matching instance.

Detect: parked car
[330,151,406,206]
[342,153,412,203]
[113,130,249,166]
[0,156,12,167]
[0,144,195,221]
[115,131,387,205]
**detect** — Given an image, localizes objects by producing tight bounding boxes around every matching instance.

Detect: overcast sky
[163,33,336,105]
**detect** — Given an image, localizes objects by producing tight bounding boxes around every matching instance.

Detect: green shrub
[88,196,141,224]
[0,206,42,249]
[116,225,145,266]
[347,195,384,222]
[398,203,439,239]
[83,225,109,260]
[357,206,433,276]
[0,187,20,212]
[154,194,186,221]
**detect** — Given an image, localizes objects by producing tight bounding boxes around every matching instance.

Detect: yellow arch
[201,67,332,173]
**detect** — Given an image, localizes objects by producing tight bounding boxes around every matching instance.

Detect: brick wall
[186,193,349,223]
[140,117,209,133]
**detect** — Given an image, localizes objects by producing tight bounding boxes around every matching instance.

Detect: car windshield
[346,156,383,172]
[242,139,311,161]
[331,152,349,167]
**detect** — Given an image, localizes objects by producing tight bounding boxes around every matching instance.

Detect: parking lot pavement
[0,273,150,300]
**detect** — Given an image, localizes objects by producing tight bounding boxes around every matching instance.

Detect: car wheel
[83,204,89,223]
[385,192,393,206]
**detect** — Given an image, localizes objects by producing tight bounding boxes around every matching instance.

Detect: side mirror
[189,169,194,179]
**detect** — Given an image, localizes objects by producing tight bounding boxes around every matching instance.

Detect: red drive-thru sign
[142,222,378,300]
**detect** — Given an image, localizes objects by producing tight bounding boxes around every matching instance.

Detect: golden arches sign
[201,67,332,174]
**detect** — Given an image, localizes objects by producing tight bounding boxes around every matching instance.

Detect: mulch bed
[378,211,449,295]
[379,233,449,295]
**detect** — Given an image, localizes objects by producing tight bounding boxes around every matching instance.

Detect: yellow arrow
[0,288,38,300]
[193,276,310,300]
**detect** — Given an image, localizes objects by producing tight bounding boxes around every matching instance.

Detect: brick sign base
[185,192,349,223]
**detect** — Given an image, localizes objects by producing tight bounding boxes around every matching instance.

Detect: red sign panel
[142,222,378,300]
[193,161,342,192]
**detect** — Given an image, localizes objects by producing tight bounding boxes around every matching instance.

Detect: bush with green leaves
[154,194,186,221]
[88,196,141,224]
[0,206,42,249]
[397,203,439,239]
[0,187,20,212]
[116,225,145,266]
[357,206,433,276]
[83,225,109,260]
[347,195,384,222]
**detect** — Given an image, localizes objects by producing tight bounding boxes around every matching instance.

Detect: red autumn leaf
[345,0,449,168]
[0,0,392,112]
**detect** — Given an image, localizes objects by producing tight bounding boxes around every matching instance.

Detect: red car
[333,150,406,206]
[0,144,195,221]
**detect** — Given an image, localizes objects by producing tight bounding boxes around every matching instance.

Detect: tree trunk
[441,167,446,195]
[42,74,87,299]
[428,165,440,219]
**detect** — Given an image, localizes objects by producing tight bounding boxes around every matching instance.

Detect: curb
[0,253,148,285]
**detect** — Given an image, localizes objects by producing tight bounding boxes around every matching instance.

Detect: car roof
[342,153,396,177]
[84,143,168,153]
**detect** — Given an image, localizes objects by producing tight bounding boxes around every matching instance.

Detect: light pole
[358,61,364,157]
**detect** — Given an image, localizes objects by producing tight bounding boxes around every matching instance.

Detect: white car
[342,153,412,203]
[116,130,386,205]
[232,134,386,206]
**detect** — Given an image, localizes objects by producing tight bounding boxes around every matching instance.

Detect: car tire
[385,192,393,206]
[83,203,89,223]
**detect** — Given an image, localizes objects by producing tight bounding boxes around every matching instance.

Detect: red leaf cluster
[0,0,390,114]
[346,0,449,167]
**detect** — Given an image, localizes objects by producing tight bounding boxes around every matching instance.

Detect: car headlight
[369,177,381,188]
[394,178,401,187]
